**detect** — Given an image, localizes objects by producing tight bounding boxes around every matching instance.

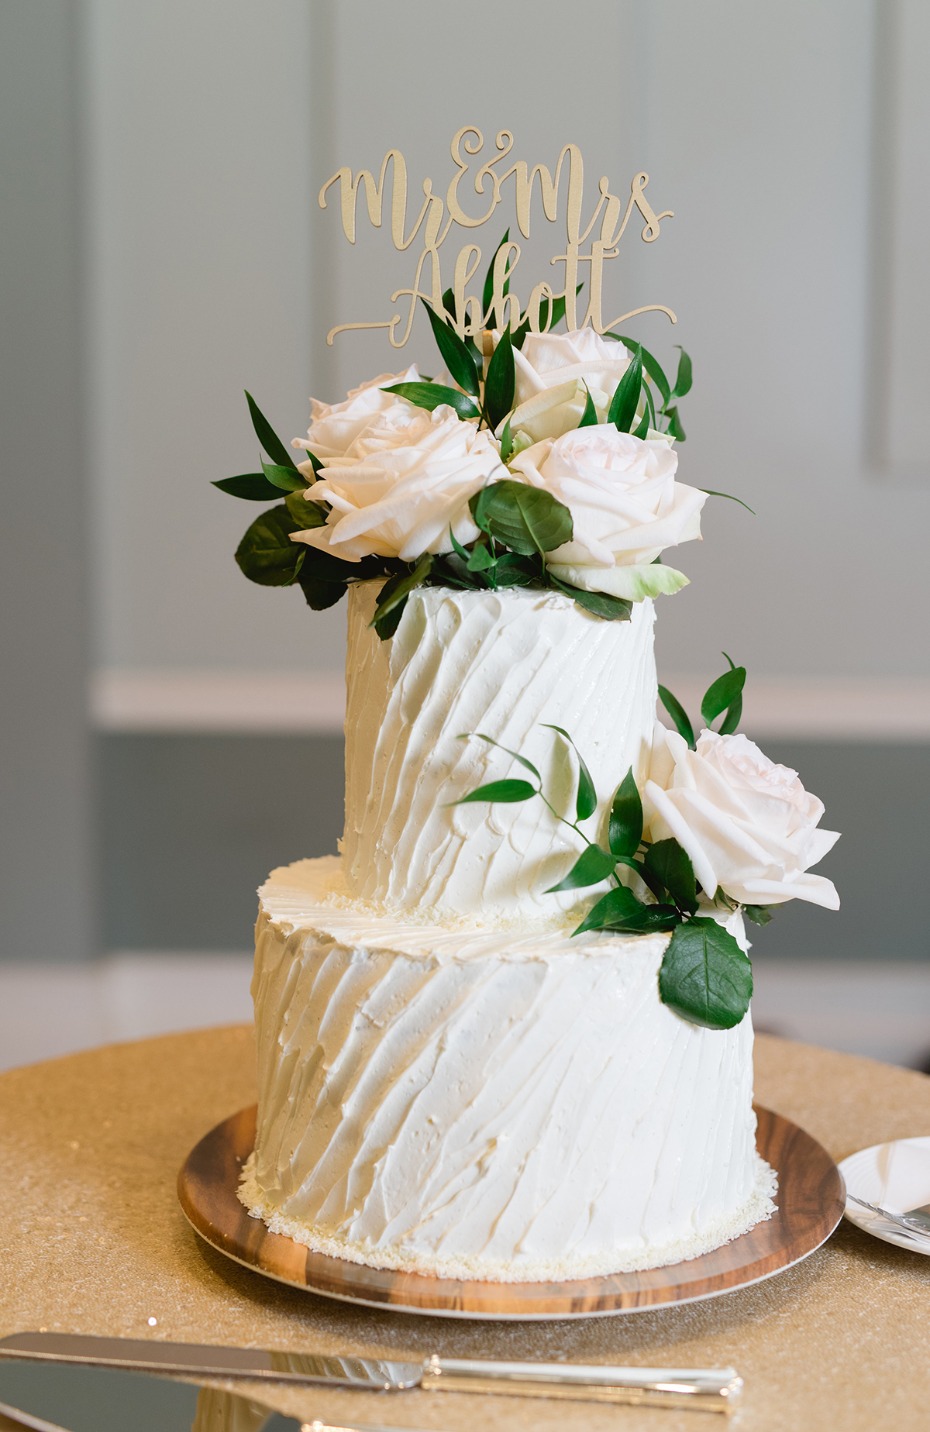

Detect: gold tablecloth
[1,1027,928,1431]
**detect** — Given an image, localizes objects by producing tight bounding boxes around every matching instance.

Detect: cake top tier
[342,581,658,922]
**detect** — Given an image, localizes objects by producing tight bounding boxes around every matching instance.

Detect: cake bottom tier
[241,857,777,1283]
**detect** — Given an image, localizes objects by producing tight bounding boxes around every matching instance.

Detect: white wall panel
[83,0,330,669]
[872,0,929,479]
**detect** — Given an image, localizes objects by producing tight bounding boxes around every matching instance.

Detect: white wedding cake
[238,583,777,1280]
[223,266,838,1282]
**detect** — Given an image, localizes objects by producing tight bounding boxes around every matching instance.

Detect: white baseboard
[1,956,927,1074]
[90,669,930,740]
[0,954,253,1072]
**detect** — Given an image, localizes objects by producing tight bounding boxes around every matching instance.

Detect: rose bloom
[508,424,706,599]
[643,725,840,909]
[292,366,420,469]
[508,328,634,444]
[291,405,505,563]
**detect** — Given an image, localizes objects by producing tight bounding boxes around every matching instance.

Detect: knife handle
[419,1356,743,1413]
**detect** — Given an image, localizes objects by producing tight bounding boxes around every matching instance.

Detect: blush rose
[291,405,505,563]
[508,424,706,599]
[643,725,840,909]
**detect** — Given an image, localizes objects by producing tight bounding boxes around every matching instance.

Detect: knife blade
[0,1334,742,1413]
[0,1398,73,1432]
[0,1359,417,1432]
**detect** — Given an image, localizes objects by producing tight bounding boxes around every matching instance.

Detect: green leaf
[491,552,538,587]
[608,769,643,857]
[422,299,480,397]
[285,491,328,528]
[262,460,305,494]
[482,229,511,326]
[665,406,686,442]
[462,732,541,781]
[512,285,582,347]
[441,286,457,322]
[214,473,284,502]
[545,844,618,894]
[484,327,515,431]
[573,886,679,936]
[542,724,597,821]
[616,903,681,934]
[499,416,514,462]
[547,561,688,602]
[448,528,471,563]
[235,505,303,587]
[548,576,634,622]
[538,286,580,333]
[717,697,743,736]
[573,885,643,934]
[670,346,693,399]
[297,573,348,610]
[578,385,599,427]
[658,918,752,1029]
[744,904,774,927]
[701,664,746,730]
[634,858,669,904]
[470,480,572,556]
[466,540,497,572]
[633,406,650,439]
[607,348,643,433]
[295,545,371,610]
[371,554,433,640]
[301,547,374,585]
[642,382,657,431]
[454,778,538,805]
[245,392,298,472]
[658,684,696,748]
[701,488,756,515]
[384,381,480,422]
[614,336,671,404]
[644,839,698,915]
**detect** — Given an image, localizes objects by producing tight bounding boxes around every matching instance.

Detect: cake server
[0,1334,742,1413]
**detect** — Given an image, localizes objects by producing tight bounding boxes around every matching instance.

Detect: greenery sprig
[215,236,707,636]
[454,661,775,1031]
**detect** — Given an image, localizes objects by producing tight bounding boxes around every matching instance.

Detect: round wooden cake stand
[178,1104,844,1321]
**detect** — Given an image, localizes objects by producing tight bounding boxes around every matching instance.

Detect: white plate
[839,1136,930,1255]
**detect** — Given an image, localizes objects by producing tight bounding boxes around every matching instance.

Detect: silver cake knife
[0,1334,742,1413]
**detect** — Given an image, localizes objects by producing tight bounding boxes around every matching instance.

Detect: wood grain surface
[177,1103,845,1320]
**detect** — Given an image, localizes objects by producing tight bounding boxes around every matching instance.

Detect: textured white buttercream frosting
[342,582,658,919]
[241,858,777,1282]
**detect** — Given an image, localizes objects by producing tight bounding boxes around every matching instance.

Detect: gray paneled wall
[83,0,930,681]
[3,2,930,970]
[1,2,96,963]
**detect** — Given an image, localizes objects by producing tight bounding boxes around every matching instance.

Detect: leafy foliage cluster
[457,663,771,1031]
[214,239,695,639]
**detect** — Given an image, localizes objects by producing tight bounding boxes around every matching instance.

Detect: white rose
[292,366,420,469]
[643,725,840,909]
[291,406,504,563]
[508,328,633,444]
[508,424,707,600]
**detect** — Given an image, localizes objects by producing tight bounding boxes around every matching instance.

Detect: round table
[1,1027,928,1431]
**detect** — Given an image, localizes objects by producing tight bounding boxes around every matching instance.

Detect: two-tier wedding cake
[217,145,839,1282]
[237,583,779,1280]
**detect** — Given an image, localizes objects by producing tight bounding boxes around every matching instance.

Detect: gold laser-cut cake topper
[319,126,676,347]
